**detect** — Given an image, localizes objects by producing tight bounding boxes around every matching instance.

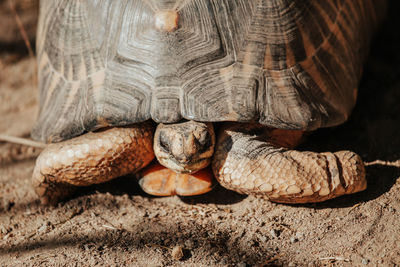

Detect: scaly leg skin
[32,123,155,205]
[212,123,366,203]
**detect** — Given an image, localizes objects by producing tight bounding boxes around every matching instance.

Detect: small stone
[3,233,11,240]
[361,258,369,265]
[259,235,267,243]
[288,263,296,267]
[184,239,194,248]
[211,213,221,220]
[290,236,298,243]
[295,232,304,240]
[148,212,158,219]
[270,229,278,238]
[38,223,48,232]
[0,225,9,234]
[171,245,184,260]
[237,262,246,267]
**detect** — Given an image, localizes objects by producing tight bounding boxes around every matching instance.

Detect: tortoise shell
[32,0,386,143]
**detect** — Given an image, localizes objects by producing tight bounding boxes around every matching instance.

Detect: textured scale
[32,0,386,143]
[212,123,366,203]
[32,123,154,204]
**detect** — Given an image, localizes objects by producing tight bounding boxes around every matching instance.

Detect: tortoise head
[154,121,215,174]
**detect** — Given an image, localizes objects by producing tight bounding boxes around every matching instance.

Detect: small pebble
[259,235,267,243]
[295,232,304,240]
[184,239,194,248]
[3,233,11,240]
[270,229,278,238]
[237,262,246,267]
[2,200,14,211]
[0,226,8,234]
[361,258,369,265]
[171,245,184,260]
[211,213,222,220]
[38,223,48,233]
[290,236,298,243]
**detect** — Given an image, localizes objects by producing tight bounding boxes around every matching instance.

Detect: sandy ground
[1,1,400,266]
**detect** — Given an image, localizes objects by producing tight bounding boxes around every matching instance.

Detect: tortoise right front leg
[32,123,155,205]
[212,123,366,203]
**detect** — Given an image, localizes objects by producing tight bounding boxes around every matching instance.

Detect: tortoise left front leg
[212,123,366,203]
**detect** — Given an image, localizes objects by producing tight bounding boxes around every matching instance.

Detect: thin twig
[0,134,46,149]
[366,159,400,167]
[102,224,117,230]
[319,256,350,262]
[348,203,363,214]
[262,255,281,265]
[145,243,171,251]
[8,0,35,58]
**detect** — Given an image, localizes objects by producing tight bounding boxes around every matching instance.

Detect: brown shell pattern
[32,0,386,143]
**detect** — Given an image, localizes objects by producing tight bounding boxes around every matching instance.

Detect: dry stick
[3,1,42,150]
[102,224,118,230]
[0,134,46,149]
[145,243,171,251]
[9,0,38,91]
[366,159,400,167]
[8,0,35,58]
[319,256,350,262]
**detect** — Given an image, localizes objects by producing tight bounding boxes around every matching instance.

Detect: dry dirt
[1,1,400,266]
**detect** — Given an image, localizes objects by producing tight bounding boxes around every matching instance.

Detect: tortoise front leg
[212,123,366,203]
[32,122,155,205]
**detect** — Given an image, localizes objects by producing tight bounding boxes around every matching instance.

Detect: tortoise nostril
[176,154,192,163]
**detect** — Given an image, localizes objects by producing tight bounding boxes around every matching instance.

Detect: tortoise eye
[197,131,211,146]
[197,131,212,153]
[159,132,171,153]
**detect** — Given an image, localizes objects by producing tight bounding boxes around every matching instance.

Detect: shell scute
[33,0,386,142]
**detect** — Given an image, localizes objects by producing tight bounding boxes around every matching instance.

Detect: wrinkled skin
[33,121,366,204]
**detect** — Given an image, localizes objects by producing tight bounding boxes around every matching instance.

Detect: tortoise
[31,0,387,205]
